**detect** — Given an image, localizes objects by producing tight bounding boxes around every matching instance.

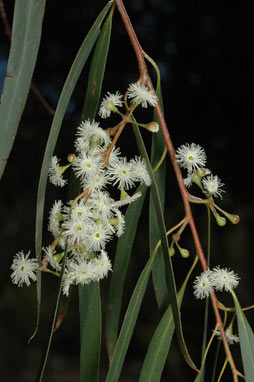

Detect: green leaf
[149,81,168,312]
[35,243,69,382]
[105,184,147,362]
[132,124,197,371]
[81,4,114,121]
[35,0,113,260]
[0,0,46,180]
[139,256,198,381]
[79,283,102,382]
[33,2,113,380]
[34,0,113,333]
[140,289,184,381]
[232,290,254,382]
[106,249,157,382]
[78,7,114,382]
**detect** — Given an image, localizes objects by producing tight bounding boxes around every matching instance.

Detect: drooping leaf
[232,290,254,382]
[78,7,114,382]
[105,183,147,362]
[35,0,113,262]
[34,2,113,380]
[149,80,168,312]
[139,256,198,381]
[81,3,114,121]
[0,0,46,180]
[79,283,102,382]
[35,242,69,382]
[132,124,197,371]
[34,0,113,333]
[200,207,212,382]
[106,248,157,382]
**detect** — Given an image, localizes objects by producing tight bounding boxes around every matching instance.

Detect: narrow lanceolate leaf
[35,243,69,382]
[105,184,147,362]
[139,256,198,382]
[34,0,113,332]
[81,4,114,121]
[33,2,113,380]
[132,125,197,371]
[232,290,254,382]
[0,0,46,180]
[106,250,157,382]
[35,0,113,261]
[140,289,184,382]
[79,283,101,382]
[78,7,114,382]
[149,81,168,312]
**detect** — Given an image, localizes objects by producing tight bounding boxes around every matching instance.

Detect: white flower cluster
[98,82,157,119]
[11,80,158,293]
[193,266,240,300]
[175,143,225,199]
[11,116,152,295]
[49,120,152,192]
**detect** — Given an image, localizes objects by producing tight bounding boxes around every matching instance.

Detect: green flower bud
[175,241,190,258]
[179,248,190,258]
[222,212,240,225]
[215,214,227,226]
[210,206,227,226]
[67,153,76,163]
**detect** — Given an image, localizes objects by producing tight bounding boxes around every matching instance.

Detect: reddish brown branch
[0,0,55,116]
[115,0,238,380]
[0,0,11,37]
[30,83,55,116]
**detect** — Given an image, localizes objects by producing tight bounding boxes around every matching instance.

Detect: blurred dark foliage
[0,0,253,381]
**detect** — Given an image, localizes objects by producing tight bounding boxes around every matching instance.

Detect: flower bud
[179,248,190,258]
[210,206,227,226]
[222,212,240,225]
[215,214,227,226]
[213,205,240,225]
[147,122,159,133]
[175,241,190,258]
[67,153,76,163]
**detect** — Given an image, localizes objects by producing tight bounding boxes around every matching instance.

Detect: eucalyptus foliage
[1,1,254,381]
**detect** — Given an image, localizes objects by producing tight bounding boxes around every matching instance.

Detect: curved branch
[114,0,239,380]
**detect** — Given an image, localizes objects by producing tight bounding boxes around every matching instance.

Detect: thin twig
[114,0,239,380]
[30,83,55,116]
[0,0,11,37]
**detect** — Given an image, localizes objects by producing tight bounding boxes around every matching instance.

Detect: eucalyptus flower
[11,251,37,287]
[127,82,158,108]
[175,143,207,172]
[193,270,213,299]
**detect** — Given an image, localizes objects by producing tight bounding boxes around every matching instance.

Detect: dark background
[0,0,253,380]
